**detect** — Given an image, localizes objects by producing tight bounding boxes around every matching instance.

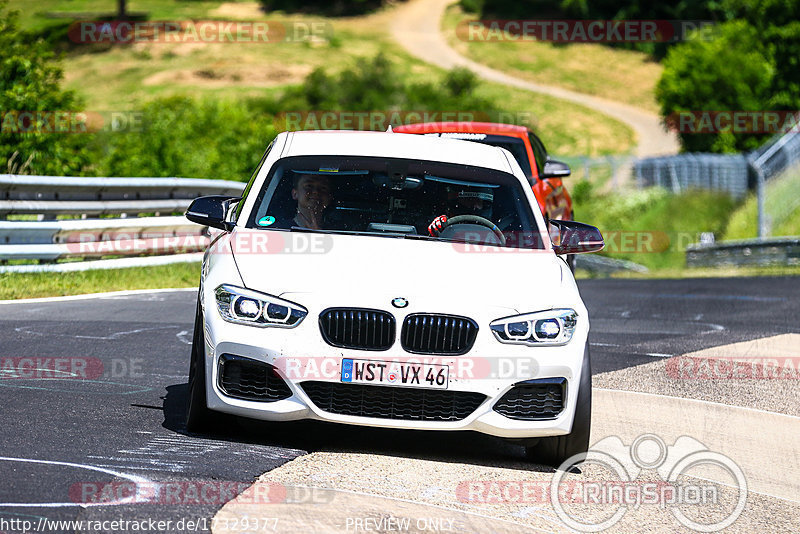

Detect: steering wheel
[431,214,507,246]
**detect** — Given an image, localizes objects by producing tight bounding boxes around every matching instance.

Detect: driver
[428,186,494,237]
[290,173,332,229]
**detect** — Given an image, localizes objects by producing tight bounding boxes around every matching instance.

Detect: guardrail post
[756,165,767,239]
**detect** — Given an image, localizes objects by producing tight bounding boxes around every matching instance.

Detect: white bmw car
[184,130,603,466]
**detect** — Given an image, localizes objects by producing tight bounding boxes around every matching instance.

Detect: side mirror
[549,219,604,255]
[541,159,571,179]
[185,195,240,232]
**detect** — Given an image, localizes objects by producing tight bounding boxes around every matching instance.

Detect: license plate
[341,359,449,390]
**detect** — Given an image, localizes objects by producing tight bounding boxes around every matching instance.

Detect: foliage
[656,20,775,153]
[97,97,277,181]
[0,1,89,175]
[92,55,503,181]
[259,0,394,16]
[275,53,497,115]
[657,0,800,154]
[474,0,724,58]
[574,181,738,270]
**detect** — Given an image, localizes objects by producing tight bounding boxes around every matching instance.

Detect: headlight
[215,284,307,328]
[490,309,577,346]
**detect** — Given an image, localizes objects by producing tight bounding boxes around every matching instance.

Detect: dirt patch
[209,2,265,20]
[161,42,209,57]
[142,63,312,88]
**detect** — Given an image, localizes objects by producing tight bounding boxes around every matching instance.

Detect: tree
[0,2,89,175]
[656,20,775,153]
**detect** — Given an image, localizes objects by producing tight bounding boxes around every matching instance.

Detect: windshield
[246,156,543,249]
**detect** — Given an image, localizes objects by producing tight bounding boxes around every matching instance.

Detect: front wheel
[566,253,577,273]
[525,344,591,467]
[185,296,224,433]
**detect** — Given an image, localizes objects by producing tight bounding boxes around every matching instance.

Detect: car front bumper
[200,295,589,440]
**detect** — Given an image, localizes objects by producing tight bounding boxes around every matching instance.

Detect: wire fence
[634,153,751,197]
[633,122,800,199]
[558,155,635,190]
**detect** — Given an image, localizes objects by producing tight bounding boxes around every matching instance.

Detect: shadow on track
[161,383,556,474]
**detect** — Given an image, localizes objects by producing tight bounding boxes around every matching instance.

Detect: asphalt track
[0,276,797,532]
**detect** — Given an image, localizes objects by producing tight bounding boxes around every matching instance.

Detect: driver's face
[292,175,332,213]
[457,196,484,211]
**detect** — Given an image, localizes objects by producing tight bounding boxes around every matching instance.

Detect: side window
[235,140,275,221]
[528,133,547,177]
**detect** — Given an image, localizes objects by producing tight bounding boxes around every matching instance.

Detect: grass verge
[442,4,663,113]
[576,264,800,280]
[3,259,796,301]
[724,166,800,240]
[571,183,738,271]
[0,262,200,300]
[8,0,635,155]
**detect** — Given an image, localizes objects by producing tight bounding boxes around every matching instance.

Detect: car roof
[393,122,529,137]
[282,130,515,174]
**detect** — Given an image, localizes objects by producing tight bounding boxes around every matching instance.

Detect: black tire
[566,253,577,273]
[525,343,591,468]
[185,296,223,433]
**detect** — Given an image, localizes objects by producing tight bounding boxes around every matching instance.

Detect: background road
[0,277,797,531]
[390,0,680,157]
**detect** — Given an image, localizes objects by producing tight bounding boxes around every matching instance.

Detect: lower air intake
[492,378,566,420]
[217,354,292,402]
[300,381,486,421]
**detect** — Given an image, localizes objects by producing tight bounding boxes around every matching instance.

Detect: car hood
[229,230,571,314]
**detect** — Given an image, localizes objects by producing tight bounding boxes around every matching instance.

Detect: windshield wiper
[288,226,403,238]
[288,226,502,246]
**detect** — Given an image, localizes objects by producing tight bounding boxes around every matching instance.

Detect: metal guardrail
[0,175,244,272]
[575,254,648,273]
[1,216,201,244]
[0,253,204,273]
[686,237,800,268]
[0,175,245,216]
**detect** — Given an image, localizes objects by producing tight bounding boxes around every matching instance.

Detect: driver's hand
[428,215,448,237]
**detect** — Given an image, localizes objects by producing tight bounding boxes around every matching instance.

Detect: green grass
[442,4,663,113]
[8,0,245,31]
[4,258,796,301]
[7,0,635,155]
[723,166,800,240]
[0,262,200,300]
[572,183,739,270]
[576,264,800,280]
